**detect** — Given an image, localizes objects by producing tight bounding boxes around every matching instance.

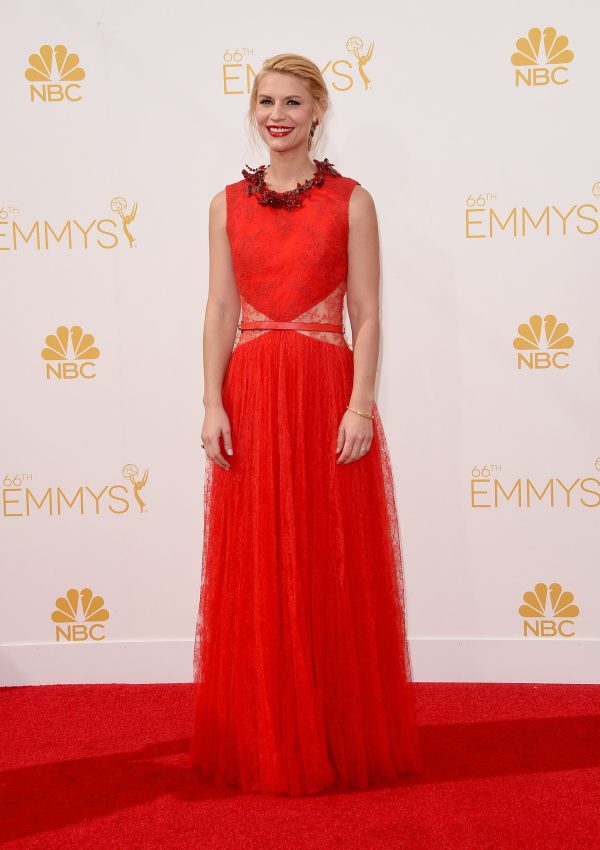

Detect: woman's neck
[263,152,317,192]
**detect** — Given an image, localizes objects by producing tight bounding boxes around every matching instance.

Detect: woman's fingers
[205,434,231,470]
[336,434,372,464]
[221,426,234,458]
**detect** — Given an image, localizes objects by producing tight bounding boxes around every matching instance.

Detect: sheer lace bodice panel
[233,280,349,352]
[225,166,360,356]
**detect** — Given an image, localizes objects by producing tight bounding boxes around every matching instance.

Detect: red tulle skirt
[188,331,423,795]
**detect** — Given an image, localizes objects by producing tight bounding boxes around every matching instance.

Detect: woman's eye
[259,99,299,105]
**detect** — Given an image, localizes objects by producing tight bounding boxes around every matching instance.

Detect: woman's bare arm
[201,189,240,469]
[346,185,381,409]
[336,185,381,464]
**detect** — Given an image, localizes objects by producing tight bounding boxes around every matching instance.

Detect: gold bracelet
[346,405,374,420]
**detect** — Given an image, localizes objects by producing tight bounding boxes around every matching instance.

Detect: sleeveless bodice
[225,166,360,349]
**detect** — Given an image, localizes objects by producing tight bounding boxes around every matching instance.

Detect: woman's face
[254,72,317,153]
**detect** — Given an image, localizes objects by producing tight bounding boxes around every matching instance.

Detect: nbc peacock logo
[512,314,574,370]
[41,325,100,380]
[511,27,574,86]
[519,582,580,637]
[51,587,110,641]
[25,43,86,102]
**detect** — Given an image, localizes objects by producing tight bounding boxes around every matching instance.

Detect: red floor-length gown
[188,158,423,795]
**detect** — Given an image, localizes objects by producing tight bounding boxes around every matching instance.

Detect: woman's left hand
[336,408,373,464]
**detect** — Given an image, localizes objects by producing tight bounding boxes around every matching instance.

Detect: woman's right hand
[201,404,234,470]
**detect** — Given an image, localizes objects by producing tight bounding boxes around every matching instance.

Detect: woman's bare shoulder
[210,188,226,209]
[210,176,245,224]
[209,189,227,229]
[349,183,375,207]
[348,184,377,230]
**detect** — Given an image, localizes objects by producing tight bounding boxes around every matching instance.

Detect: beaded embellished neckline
[242,158,340,210]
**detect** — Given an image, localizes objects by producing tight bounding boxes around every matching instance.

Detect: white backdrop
[1,0,598,685]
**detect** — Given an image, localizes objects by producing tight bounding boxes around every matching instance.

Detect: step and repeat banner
[1,1,598,685]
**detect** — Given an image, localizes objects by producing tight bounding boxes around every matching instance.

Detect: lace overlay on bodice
[225,163,360,354]
[233,280,349,351]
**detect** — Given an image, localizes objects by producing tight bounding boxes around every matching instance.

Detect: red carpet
[1,682,598,849]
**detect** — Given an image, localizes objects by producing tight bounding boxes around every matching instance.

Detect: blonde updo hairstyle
[248,53,329,156]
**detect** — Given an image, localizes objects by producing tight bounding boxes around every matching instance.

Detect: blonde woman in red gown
[189,53,423,796]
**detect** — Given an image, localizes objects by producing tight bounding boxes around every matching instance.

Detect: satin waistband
[239,320,344,332]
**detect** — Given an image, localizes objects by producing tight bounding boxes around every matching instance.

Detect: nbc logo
[25,44,85,102]
[512,314,574,369]
[511,27,574,86]
[519,582,580,637]
[41,325,100,379]
[51,588,109,641]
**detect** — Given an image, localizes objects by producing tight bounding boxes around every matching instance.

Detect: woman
[189,53,423,796]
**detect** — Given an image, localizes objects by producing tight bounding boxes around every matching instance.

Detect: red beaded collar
[241,158,340,210]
